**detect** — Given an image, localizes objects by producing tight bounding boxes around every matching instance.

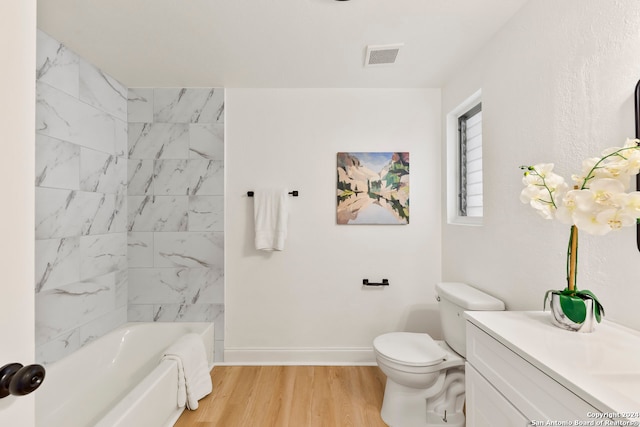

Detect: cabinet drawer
[466,322,601,422]
[466,363,530,427]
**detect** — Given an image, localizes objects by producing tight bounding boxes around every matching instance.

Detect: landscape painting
[337,152,409,225]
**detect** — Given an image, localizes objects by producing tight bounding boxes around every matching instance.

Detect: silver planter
[549,293,596,333]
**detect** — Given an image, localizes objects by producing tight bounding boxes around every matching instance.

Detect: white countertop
[465,311,640,417]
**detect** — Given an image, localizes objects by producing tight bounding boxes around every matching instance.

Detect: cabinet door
[466,363,530,427]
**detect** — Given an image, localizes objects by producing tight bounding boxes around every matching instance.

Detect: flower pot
[549,293,596,333]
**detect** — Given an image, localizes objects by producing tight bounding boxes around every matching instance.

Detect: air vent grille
[365,44,403,67]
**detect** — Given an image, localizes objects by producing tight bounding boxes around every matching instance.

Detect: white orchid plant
[520,138,640,324]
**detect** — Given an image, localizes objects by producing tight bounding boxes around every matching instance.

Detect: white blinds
[464,110,483,217]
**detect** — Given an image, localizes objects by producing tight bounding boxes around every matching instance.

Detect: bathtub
[36,322,215,427]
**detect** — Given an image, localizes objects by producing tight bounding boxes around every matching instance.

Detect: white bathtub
[36,322,215,427]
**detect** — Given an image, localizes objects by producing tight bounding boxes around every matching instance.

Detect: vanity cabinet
[464,312,640,427]
[466,363,529,426]
[466,322,602,426]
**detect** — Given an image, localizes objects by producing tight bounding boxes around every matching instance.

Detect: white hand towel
[254,188,289,251]
[162,333,212,410]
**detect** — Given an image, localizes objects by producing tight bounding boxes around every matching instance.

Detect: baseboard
[222,346,377,366]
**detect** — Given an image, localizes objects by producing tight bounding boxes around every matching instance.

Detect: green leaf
[559,294,587,324]
[576,289,605,323]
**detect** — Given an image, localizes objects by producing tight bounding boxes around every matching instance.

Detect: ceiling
[36,0,529,88]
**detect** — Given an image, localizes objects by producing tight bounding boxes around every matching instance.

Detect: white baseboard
[222,346,377,366]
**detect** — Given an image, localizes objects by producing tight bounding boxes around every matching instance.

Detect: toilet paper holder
[362,279,389,286]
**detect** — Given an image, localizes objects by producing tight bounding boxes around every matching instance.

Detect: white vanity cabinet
[466,363,530,426]
[465,311,640,427]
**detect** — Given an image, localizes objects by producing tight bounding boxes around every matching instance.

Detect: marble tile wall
[127,87,225,361]
[35,30,128,364]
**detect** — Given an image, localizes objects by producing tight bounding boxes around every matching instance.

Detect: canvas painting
[337,152,409,224]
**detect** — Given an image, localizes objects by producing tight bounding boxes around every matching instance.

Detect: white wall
[0,0,35,424]
[442,0,640,331]
[226,89,441,363]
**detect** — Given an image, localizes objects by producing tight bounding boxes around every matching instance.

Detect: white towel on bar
[254,188,289,251]
[162,333,212,410]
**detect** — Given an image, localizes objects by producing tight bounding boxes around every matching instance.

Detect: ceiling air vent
[364,44,403,67]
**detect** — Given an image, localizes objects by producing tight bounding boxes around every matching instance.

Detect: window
[458,103,483,217]
[446,90,483,225]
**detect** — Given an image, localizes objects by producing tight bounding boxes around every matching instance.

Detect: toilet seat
[373,332,447,367]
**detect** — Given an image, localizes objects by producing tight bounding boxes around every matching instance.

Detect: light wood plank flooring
[175,366,388,427]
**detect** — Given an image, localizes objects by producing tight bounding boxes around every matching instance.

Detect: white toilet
[373,282,505,427]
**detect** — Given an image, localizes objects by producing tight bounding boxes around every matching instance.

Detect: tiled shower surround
[35,30,128,364]
[35,30,225,363]
[127,88,225,361]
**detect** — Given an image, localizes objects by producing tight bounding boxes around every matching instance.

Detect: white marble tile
[36,82,117,154]
[72,192,118,236]
[127,304,154,322]
[44,192,116,237]
[80,233,127,279]
[127,232,154,268]
[154,232,223,268]
[36,30,79,97]
[128,268,190,304]
[214,339,224,363]
[114,118,128,158]
[35,188,73,238]
[188,196,224,231]
[113,194,127,233]
[151,303,221,322]
[154,88,224,123]
[36,82,77,144]
[128,195,189,232]
[78,306,127,347]
[128,123,189,159]
[128,88,153,123]
[79,61,126,118]
[212,305,225,339]
[115,269,128,308]
[35,273,116,344]
[153,159,223,195]
[189,124,224,160]
[80,148,126,194]
[127,267,223,306]
[190,267,224,304]
[35,329,81,366]
[35,134,80,190]
[35,237,80,293]
[79,60,127,120]
[128,159,154,195]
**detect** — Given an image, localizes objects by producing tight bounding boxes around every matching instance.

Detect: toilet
[373,282,505,427]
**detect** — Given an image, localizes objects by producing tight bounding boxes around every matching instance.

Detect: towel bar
[247,191,299,197]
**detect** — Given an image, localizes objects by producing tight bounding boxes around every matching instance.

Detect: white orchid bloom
[585,178,626,205]
[596,208,637,232]
[522,163,559,185]
[521,141,640,233]
[567,188,598,212]
[572,210,612,235]
[572,158,602,185]
[520,164,568,220]
[618,192,640,217]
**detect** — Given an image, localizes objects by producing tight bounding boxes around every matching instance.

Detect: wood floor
[174,366,389,427]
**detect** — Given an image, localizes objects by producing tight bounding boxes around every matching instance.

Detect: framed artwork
[337,152,409,225]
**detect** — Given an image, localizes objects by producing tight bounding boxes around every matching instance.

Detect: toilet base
[426,410,465,427]
[380,370,465,427]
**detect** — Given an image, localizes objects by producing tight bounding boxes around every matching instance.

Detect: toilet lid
[373,332,447,367]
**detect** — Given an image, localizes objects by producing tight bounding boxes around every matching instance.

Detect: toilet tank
[436,282,505,358]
